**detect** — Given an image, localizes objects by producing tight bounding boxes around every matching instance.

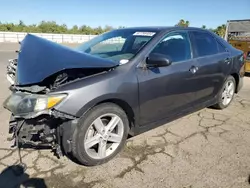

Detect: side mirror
[146,53,172,68]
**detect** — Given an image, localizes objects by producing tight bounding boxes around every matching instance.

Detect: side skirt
[133,98,217,136]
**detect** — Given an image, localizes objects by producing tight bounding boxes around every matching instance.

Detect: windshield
[76,29,158,62]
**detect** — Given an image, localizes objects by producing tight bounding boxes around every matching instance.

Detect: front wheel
[71,103,129,166]
[213,75,236,109]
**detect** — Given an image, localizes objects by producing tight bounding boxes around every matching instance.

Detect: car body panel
[3,27,245,149]
[137,58,202,125]
[51,64,140,122]
[50,27,244,128]
[17,34,118,85]
[190,53,231,103]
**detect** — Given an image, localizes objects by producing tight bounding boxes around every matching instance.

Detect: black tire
[71,103,129,166]
[213,75,236,109]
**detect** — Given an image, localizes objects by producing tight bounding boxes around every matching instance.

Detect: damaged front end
[3,34,118,159]
[3,92,75,157]
[8,114,65,156]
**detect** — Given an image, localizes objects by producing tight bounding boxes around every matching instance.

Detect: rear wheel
[72,103,129,166]
[213,75,236,109]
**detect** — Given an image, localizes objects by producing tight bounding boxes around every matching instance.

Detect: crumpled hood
[16,34,118,85]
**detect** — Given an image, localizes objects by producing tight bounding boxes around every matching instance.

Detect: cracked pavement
[1,49,250,188]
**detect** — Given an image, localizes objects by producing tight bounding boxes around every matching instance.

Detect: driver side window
[150,32,192,63]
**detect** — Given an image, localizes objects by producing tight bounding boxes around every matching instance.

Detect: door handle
[189,66,199,74]
[224,57,230,64]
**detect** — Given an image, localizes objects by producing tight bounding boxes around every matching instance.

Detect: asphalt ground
[0,43,250,188]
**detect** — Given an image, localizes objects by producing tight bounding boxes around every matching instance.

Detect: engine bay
[7,58,112,94]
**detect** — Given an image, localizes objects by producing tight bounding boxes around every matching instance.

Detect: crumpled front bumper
[7,110,78,157]
[8,114,60,146]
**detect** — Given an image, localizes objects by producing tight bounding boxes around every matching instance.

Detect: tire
[213,75,236,109]
[71,103,129,166]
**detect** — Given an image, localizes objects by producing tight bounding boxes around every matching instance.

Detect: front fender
[74,94,135,117]
[51,67,139,120]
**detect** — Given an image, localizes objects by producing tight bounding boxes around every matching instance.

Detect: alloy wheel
[84,113,124,159]
[221,80,235,106]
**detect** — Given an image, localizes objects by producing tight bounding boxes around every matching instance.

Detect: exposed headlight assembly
[3,92,67,117]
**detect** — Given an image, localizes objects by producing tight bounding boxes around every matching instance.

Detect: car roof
[116,26,208,32]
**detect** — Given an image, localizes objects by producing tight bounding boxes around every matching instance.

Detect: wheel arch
[230,73,240,93]
[76,96,137,136]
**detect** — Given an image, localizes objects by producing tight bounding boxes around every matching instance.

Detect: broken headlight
[3,92,67,116]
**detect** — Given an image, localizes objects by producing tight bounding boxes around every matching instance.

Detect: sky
[0,0,249,29]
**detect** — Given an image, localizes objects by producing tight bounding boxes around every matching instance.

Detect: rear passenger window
[217,42,227,53]
[191,31,218,57]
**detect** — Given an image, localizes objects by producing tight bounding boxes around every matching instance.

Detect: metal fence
[0,32,97,43]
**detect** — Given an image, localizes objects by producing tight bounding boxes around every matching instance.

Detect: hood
[16,34,119,85]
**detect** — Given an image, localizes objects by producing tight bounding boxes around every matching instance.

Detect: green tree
[70,25,79,34]
[79,25,93,34]
[201,25,206,29]
[0,22,8,31]
[214,24,226,37]
[93,26,103,35]
[103,25,114,32]
[176,19,190,27]
[0,20,228,37]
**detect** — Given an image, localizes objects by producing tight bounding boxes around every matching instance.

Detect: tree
[201,25,206,29]
[0,22,8,31]
[214,24,226,37]
[176,19,190,27]
[103,25,114,32]
[79,25,93,34]
[93,26,104,35]
[0,20,229,37]
[0,20,114,34]
[70,25,79,34]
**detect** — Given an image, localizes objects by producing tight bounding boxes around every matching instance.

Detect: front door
[137,31,201,126]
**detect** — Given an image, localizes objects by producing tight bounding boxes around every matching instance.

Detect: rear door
[189,31,230,104]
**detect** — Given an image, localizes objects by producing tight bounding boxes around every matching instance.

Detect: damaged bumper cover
[3,92,78,157]
[7,110,78,157]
